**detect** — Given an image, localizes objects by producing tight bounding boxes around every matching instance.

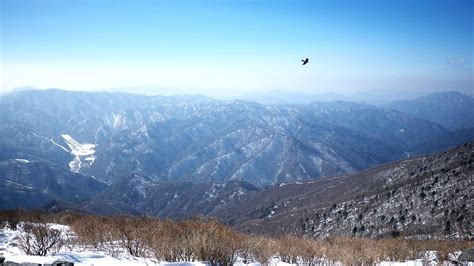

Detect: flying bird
[301,58,309,65]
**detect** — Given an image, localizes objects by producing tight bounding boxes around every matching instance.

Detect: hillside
[0,159,107,209]
[215,142,474,240]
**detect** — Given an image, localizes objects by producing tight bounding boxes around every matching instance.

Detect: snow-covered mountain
[216,142,474,240]
[0,89,450,185]
[0,89,470,212]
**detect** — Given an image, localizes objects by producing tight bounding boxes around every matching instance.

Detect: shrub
[147,217,240,264]
[147,219,191,262]
[184,218,240,265]
[71,216,112,248]
[113,215,151,257]
[244,235,277,265]
[0,209,23,230]
[16,223,63,256]
[4,209,474,264]
[278,235,306,263]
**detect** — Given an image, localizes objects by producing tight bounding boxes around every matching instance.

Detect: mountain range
[384,91,474,130]
[2,89,461,187]
[0,89,473,239]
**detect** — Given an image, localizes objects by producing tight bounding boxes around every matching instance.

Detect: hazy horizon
[4,84,473,99]
[1,0,473,97]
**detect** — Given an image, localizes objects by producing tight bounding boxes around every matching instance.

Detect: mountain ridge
[215,141,474,239]
[1,89,472,223]
[384,91,474,130]
[1,89,451,187]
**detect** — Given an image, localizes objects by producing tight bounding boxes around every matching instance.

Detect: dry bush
[234,234,254,263]
[0,209,24,230]
[323,237,383,264]
[184,218,240,265]
[71,216,107,248]
[243,235,277,265]
[277,235,303,263]
[147,217,242,264]
[4,209,473,264]
[155,219,199,262]
[377,238,424,262]
[298,238,327,265]
[234,234,275,264]
[147,219,188,262]
[70,215,121,256]
[15,223,63,256]
[350,237,383,264]
[113,215,152,257]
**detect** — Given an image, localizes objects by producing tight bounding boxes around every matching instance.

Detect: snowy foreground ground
[0,224,470,266]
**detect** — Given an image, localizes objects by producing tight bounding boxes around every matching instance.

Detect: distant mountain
[105,85,210,97]
[215,142,474,240]
[0,89,450,189]
[384,91,474,130]
[349,89,430,105]
[235,91,354,105]
[0,86,42,96]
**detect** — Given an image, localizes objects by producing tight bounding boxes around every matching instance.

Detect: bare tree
[16,223,63,256]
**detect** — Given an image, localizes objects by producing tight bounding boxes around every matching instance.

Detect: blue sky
[1,0,472,95]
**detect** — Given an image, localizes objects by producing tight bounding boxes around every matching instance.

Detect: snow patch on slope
[61,134,97,173]
[14,159,31,163]
[50,138,69,152]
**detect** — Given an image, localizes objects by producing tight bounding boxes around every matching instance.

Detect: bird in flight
[301,58,309,65]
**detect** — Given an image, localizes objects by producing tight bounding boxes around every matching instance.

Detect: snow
[4,180,33,190]
[204,185,219,200]
[50,137,70,152]
[1,224,158,266]
[311,156,323,172]
[112,113,125,128]
[61,134,97,173]
[14,159,31,163]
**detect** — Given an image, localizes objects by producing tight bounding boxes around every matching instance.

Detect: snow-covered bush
[15,223,63,256]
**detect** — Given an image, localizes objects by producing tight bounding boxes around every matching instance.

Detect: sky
[0,0,473,96]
